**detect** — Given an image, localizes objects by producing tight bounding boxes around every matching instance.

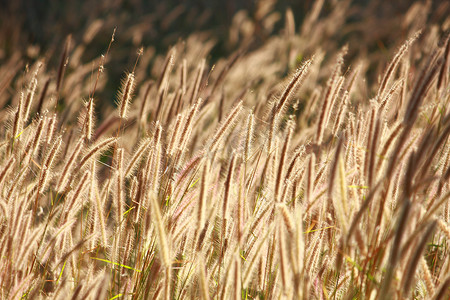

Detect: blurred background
[0,0,448,115]
[2,0,448,62]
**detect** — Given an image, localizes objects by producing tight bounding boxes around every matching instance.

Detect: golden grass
[0,1,449,299]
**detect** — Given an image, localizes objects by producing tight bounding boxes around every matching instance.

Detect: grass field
[0,0,449,299]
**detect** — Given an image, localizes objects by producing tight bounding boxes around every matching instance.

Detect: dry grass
[0,1,449,299]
